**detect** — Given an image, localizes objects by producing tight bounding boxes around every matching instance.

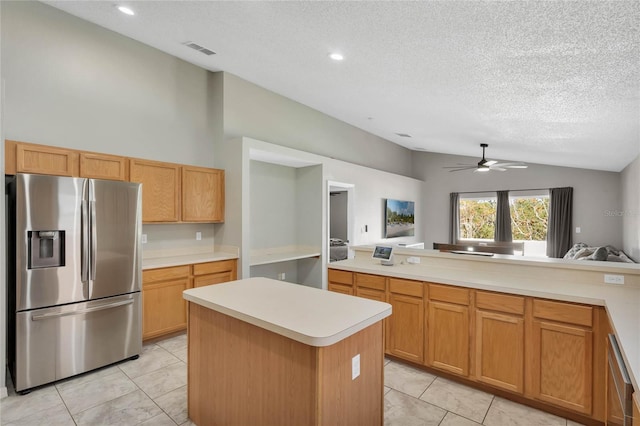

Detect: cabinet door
[475,310,524,393]
[531,320,593,414]
[428,301,469,376]
[16,143,79,176]
[130,159,181,222]
[387,293,424,363]
[356,287,385,302]
[193,260,237,280]
[328,283,353,295]
[182,166,224,222]
[80,153,128,181]
[143,278,189,340]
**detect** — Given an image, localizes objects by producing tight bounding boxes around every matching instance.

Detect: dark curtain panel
[449,192,459,244]
[546,187,573,258]
[495,190,513,242]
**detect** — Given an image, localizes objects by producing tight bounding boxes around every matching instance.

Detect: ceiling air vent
[183,41,216,56]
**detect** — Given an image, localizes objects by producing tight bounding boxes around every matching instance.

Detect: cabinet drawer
[355,273,386,291]
[389,278,423,298]
[476,291,525,315]
[328,283,353,296]
[429,283,469,306]
[328,269,353,286]
[193,259,237,276]
[143,265,190,284]
[533,299,592,327]
[356,287,386,302]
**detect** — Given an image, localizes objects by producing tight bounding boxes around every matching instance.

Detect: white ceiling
[44,1,640,172]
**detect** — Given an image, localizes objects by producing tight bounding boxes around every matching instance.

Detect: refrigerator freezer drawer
[14,293,141,392]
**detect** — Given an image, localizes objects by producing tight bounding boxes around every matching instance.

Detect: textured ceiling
[44,1,640,171]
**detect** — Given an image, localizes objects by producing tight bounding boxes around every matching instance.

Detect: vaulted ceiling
[45,1,640,171]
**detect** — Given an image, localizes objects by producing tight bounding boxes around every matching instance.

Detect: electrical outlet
[277,272,286,281]
[196,232,202,241]
[141,234,147,244]
[575,227,581,234]
[604,274,624,285]
[352,354,360,380]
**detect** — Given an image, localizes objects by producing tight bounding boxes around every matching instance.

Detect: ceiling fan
[444,143,528,173]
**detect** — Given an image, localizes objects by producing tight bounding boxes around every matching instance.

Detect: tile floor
[1,333,584,426]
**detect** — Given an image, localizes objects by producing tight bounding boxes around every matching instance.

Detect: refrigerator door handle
[81,199,90,287]
[90,199,97,282]
[31,299,135,321]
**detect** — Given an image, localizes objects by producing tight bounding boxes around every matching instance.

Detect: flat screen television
[385,199,415,238]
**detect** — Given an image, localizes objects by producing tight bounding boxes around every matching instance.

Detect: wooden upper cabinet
[80,152,128,180]
[182,166,225,222]
[12,141,79,176]
[130,159,181,223]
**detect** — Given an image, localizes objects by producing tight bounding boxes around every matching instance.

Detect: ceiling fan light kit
[444,143,528,173]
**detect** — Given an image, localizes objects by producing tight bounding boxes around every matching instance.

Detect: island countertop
[183,277,391,347]
[329,249,640,392]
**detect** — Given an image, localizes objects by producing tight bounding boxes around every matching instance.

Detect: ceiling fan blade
[493,162,528,168]
[443,165,474,169]
[485,160,498,166]
[490,167,507,171]
[448,166,477,172]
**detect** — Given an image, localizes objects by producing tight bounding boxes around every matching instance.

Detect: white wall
[0,0,6,398]
[413,152,624,251]
[221,72,415,178]
[621,155,640,261]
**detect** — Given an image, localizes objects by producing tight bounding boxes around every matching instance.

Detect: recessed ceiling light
[117,5,135,16]
[329,52,344,61]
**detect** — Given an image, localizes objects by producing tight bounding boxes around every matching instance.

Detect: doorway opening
[327,181,354,262]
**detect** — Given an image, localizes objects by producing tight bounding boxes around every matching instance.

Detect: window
[457,190,550,256]
[458,194,497,240]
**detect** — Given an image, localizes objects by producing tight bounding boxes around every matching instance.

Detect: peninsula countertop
[183,277,391,347]
[329,249,640,391]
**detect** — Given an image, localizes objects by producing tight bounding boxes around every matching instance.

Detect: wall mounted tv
[385,199,415,238]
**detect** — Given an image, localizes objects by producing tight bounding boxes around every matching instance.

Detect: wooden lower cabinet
[192,259,237,287]
[531,319,593,414]
[474,291,525,393]
[355,272,386,302]
[387,279,424,363]
[143,266,190,340]
[475,310,524,393]
[633,393,640,426]
[427,283,470,376]
[328,269,354,295]
[144,259,238,340]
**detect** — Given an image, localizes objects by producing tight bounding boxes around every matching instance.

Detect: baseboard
[0,386,8,399]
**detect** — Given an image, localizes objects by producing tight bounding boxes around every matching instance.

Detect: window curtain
[546,187,573,258]
[494,190,513,242]
[449,192,459,244]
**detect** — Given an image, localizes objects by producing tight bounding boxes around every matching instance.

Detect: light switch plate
[352,354,360,380]
[141,234,147,244]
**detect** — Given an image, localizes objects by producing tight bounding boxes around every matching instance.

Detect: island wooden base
[187,303,384,426]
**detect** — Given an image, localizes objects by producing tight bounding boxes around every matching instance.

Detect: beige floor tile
[119,344,181,379]
[419,377,493,423]
[483,397,566,426]
[156,333,187,354]
[0,385,64,424]
[3,401,75,426]
[384,389,446,426]
[57,370,138,414]
[384,385,392,395]
[55,365,121,393]
[154,385,188,424]
[173,347,188,363]
[139,412,179,425]
[439,411,482,426]
[72,389,161,425]
[384,360,436,398]
[133,362,187,399]
[179,420,197,426]
[567,421,585,426]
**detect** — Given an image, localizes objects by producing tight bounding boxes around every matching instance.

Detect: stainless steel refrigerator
[7,173,142,393]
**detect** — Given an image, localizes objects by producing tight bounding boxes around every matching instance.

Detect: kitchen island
[183,277,391,426]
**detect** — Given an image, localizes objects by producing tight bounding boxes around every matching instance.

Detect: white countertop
[142,252,238,270]
[183,277,392,347]
[329,255,640,391]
